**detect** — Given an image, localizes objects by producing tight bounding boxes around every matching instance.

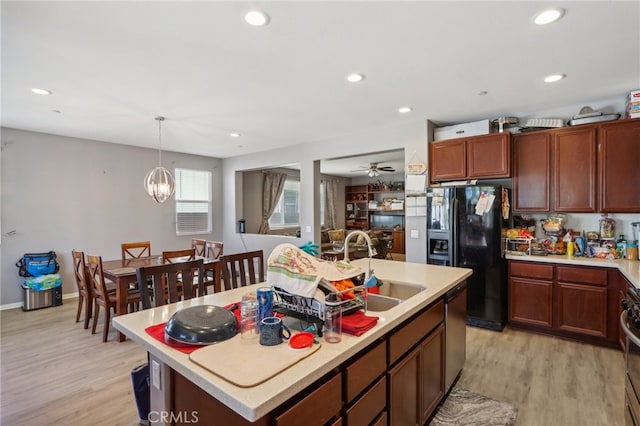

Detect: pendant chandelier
[144,116,175,203]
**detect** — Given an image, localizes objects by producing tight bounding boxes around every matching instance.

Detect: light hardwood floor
[1,299,626,425]
[457,326,625,426]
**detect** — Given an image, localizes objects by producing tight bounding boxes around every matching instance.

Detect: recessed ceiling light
[544,73,566,83]
[244,10,270,26]
[397,106,413,114]
[31,88,52,95]
[346,73,365,83]
[230,132,241,138]
[533,8,565,25]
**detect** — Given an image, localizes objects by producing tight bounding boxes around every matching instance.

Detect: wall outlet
[305,226,311,233]
[151,359,161,390]
[410,229,419,239]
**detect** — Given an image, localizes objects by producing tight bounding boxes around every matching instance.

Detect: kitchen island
[113,258,471,425]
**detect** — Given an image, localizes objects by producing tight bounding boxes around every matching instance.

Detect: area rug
[429,387,518,426]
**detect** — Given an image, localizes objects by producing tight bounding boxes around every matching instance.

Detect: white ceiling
[2,1,639,176]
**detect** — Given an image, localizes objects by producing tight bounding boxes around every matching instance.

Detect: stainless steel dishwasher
[445,280,467,392]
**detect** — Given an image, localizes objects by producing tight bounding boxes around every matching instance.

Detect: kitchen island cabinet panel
[553,127,597,212]
[172,371,269,425]
[274,373,342,426]
[345,376,386,426]
[420,323,445,425]
[388,346,420,426]
[598,119,640,212]
[388,300,444,365]
[344,340,386,402]
[513,132,551,212]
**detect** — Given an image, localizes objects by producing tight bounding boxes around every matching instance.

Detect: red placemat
[145,322,203,354]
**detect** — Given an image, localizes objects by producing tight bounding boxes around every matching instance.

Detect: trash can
[16,252,62,311]
[131,363,150,425]
[22,274,63,311]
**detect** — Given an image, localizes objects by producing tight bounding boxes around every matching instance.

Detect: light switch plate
[305,226,311,233]
[410,229,419,239]
[151,359,161,390]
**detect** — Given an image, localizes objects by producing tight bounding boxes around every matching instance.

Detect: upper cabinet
[429,133,511,182]
[553,127,597,212]
[513,118,640,213]
[513,132,550,212]
[598,119,640,212]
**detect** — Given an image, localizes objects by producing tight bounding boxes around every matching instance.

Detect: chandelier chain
[155,116,165,166]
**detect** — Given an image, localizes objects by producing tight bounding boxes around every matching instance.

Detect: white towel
[266,243,363,298]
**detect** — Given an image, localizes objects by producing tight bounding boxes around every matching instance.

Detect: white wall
[222,121,427,259]
[0,128,223,306]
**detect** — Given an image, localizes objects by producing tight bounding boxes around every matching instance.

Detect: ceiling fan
[352,162,396,177]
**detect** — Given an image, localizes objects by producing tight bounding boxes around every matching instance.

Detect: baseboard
[0,291,79,311]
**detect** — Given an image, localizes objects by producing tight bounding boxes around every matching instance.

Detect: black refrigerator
[426,185,508,331]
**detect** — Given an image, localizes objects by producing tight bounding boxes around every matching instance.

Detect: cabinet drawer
[389,300,444,365]
[509,261,553,280]
[275,373,342,426]
[345,376,386,426]
[557,266,607,286]
[344,340,387,402]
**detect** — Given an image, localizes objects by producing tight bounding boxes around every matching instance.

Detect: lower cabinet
[388,304,445,426]
[508,261,620,346]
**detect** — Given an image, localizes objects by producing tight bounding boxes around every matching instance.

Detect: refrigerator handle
[452,197,459,267]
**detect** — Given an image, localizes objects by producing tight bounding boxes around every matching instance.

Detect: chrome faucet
[344,230,376,279]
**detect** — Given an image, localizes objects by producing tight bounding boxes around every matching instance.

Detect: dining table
[101,255,220,342]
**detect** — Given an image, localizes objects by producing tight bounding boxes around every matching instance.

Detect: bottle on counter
[324,294,343,344]
[617,235,627,259]
[567,240,574,257]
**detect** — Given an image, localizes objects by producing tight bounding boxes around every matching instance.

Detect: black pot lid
[165,305,237,345]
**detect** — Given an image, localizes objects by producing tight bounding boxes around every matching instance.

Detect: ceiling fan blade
[378,166,395,172]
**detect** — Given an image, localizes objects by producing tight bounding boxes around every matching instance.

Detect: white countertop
[112,259,471,422]
[505,253,640,288]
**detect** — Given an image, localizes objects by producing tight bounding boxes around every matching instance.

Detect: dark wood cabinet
[429,139,467,181]
[513,132,551,212]
[467,133,511,178]
[388,346,420,426]
[345,185,369,230]
[508,261,620,346]
[429,133,511,182]
[391,230,405,254]
[513,118,640,213]
[420,324,445,425]
[553,127,597,212]
[598,119,640,212]
[509,261,554,327]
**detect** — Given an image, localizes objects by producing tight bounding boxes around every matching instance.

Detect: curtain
[324,179,339,230]
[259,172,287,234]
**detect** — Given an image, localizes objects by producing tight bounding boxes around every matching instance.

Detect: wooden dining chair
[136,259,204,309]
[220,250,264,290]
[121,241,151,261]
[72,250,93,329]
[205,241,224,260]
[162,248,196,264]
[87,254,141,342]
[191,239,207,257]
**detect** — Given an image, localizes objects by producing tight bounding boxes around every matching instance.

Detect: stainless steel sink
[365,294,402,312]
[376,281,426,300]
[364,282,427,312]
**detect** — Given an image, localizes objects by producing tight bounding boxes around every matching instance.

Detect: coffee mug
[259,317,291,346]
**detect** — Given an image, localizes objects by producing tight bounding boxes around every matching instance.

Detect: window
[175,168,212,235]
[268,178,300,228]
